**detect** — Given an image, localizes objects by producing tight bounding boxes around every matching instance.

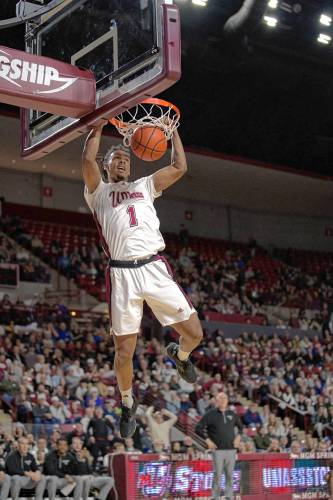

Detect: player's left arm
[152,129,187,192]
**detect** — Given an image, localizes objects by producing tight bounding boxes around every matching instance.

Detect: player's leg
[113,333,139,438]
[144,258,203,382]
[108,267,143,437]
[113,333,137,403]
[170,312,203,359]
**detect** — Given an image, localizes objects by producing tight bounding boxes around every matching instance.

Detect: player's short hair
[103,143,130,168]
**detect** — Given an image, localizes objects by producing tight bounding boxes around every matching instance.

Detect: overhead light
[268,0,278,8]
[320,14,332,27]
[318,33,331,44]
[192,0,207,6]
[264,15,278,27]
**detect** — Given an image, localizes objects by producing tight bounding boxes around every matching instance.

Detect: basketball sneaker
[120,396,138,438]
[166,343,197,383]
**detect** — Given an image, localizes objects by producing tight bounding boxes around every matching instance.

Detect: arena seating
[1,212,331,330]
[0,234,50,284]
[0,210,333,457]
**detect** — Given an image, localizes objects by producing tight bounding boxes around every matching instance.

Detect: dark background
[1,0,333,175]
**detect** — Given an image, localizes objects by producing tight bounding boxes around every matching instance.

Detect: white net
[111,98,180,147]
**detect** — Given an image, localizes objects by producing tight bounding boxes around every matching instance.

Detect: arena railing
[268,393,311,432]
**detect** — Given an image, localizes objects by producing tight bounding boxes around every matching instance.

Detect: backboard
[20,0,181,159]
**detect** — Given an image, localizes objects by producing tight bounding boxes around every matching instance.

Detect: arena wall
[1,167,333,252]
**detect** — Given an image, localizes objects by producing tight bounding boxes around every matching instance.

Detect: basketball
[131,126,168,162]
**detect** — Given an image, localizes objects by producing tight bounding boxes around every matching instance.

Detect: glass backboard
[21,0,181,159]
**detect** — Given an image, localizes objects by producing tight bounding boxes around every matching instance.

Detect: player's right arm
[82,124,105,194]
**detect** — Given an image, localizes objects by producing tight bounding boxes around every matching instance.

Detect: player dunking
[82,122,203,438]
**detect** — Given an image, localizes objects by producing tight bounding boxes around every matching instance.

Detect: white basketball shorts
[105,255,196,336]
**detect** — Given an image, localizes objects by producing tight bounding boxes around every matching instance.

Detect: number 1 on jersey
[127,205,138,227]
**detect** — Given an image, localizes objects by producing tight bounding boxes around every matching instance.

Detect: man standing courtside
[195,392,243,500]
[82,122,203,438]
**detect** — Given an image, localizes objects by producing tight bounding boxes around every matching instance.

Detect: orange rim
[110,98,180,128]
[141,97,180,117]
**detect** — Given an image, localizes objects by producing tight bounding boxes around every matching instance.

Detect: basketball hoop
[110,97,180,148]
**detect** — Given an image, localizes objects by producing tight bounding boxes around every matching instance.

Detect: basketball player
[82,122,203,438]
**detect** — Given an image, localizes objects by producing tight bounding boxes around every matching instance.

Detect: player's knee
[114,344,134,365]
[192,325,203,343]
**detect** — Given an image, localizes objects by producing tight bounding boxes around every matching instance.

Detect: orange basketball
[131,126,167,162]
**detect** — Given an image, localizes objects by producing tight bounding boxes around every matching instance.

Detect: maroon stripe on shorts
[105,265,112,318]
[93,211,111,259]
[156,255,193,309]
[156,255,174,278]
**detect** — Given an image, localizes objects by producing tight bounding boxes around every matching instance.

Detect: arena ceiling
[1,114,332,219]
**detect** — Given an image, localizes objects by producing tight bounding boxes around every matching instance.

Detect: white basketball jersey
[84,175,165,260]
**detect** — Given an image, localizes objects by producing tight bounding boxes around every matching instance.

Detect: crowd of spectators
[0,296,332,460]
[1,216,105,286]
[1,215,332,331]
[0,234,50,284]
[168,241,333,332]
[1,214,333,468]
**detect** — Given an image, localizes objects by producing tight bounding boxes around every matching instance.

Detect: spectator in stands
[0,458,10,500]
[67,423,87,445]
[180,436,198,454]
[57,250,70,274]
[172,441,182,453]
[55,322,73,342]
[70,436,113,500]
[244,440,256,453]
[314,406,330,438]
[124,437,142,454]
[152,440,165,453]
[6,436,46,500]
[253,426,271,451]
[290,440,302,457]
[267,438,282,453]
[279,386,297,417]
[197,392,213,415]
[31,235,44,256]
[87,408,114,463]
[303,435,315,453]
[145,407,178,451]
[279,436,290,452]
[44,438,83,500]
[243,403,262,427]
[31,437,49,458]
[49,396,71,424]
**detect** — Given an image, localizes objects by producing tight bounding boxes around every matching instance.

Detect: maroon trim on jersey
[93,211,111,259]
[156,255,194,309]
[105,265,112,318]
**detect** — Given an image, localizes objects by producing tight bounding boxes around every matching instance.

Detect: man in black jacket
[5,436,46,500]
[87,408,113,463]
[195,392,243,500]
[44,438,83,500]
[70,436,114,500]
